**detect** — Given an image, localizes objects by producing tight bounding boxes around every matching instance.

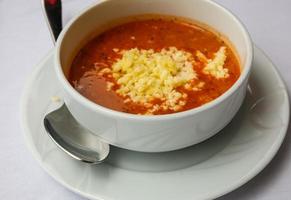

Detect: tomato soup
[69,16,240,115]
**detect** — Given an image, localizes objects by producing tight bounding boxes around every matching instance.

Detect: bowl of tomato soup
[55,0,253,152]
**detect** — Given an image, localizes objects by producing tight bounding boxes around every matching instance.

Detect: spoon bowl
[44,104,110,164]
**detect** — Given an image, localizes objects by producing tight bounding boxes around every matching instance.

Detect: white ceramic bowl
[55,0,253,152]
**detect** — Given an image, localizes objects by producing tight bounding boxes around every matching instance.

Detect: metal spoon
[42,0,110,164]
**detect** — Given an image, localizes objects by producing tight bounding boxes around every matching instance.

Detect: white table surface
[0,0,290,199]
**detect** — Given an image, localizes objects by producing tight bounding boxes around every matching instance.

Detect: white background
[0,0,290,199]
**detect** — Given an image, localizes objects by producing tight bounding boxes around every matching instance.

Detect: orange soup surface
[69,17,241,115]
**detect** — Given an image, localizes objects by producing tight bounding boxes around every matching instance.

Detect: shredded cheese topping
[197,46,229,79]
[106,47,197,112]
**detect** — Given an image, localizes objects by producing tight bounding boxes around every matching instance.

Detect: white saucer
[21,46,289,200]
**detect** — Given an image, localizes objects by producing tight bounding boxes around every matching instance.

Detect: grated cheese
[113,48,119,53]
[110,47,197,112]
[106,82,114,91]
[51,96,61,102]
[197,46,229,79]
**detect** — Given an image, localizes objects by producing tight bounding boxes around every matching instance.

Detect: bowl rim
[54,0,253,121]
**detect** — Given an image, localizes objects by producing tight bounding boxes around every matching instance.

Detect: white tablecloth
[0,0,290,199]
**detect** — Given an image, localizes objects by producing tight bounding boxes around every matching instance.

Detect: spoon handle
[42,0,62,42]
